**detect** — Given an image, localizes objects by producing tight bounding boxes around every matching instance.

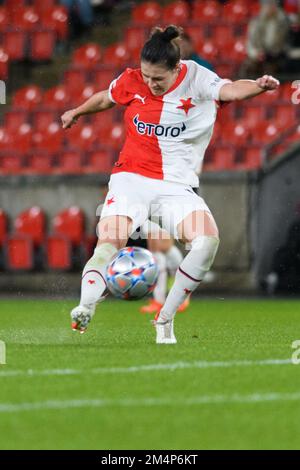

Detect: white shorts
[100,172,211,239]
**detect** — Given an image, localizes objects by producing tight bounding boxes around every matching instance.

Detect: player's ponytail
[141,25,182,69]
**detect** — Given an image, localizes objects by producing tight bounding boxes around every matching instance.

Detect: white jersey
[108,60,229,187]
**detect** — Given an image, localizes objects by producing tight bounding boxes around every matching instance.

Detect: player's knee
[190,235,219,271]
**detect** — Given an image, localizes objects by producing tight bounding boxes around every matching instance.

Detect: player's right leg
[71,215,132,333]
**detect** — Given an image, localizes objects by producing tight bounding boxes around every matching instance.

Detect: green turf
[0,298,300,450]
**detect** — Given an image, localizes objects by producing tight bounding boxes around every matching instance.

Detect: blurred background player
[178,32,215,71]
[241,0,290,77]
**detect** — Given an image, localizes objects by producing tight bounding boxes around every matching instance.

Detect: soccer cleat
[70,304,95,334]
[177,295,190,313]
[153,315,177,344]
[140,299,163,314]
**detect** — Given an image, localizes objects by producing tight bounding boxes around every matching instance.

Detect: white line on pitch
[0,391,300,413]
[0,358,293,378]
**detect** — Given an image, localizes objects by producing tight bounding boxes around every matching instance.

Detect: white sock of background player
[153,252,168,304]
[165,245,183,276]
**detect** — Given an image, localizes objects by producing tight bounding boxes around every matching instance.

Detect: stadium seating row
[0,2,68,78]
[0,206,97,271]
[131,0,260,27]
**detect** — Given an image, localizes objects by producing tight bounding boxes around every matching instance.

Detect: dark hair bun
[162,25,181,42]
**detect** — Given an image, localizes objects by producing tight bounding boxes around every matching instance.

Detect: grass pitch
[0,298,300,450]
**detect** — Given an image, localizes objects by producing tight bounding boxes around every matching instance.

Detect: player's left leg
[155,210,219,344]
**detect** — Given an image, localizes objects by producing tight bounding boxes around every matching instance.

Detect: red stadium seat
[251,122,280,145]
[0,154,24,175]
[240,105,267,129]
[65,124,97,152]
[32,110,58,132]
[162,1,189,25]
[42,85,70,111]
[32,0,57,14]
[212,146,236,170]
[124,26,147,53]
[98,123,125,150]
[53,207,85,247]
[0,47,9,80]
[216,103,237,125]
[0,209,7,247]
[249,1,260,17]
[93,67,116,90]
[184,26,209,47]
[192,0,221,24]
[6,235,34,270]
[8,123,32,154]
[209,121,221,146]
[3,30,27,61]
[223,0,249,24]
[63,68,87,94]
[272,104,297,129]
[213,25,236,49]
[6,0,26,15]
[46,235,72,270]
[68,83,97,106]
[84,150,114,174]
[254,87,281,105]
[33,122,63,153]
[92,108,115,131]
[0,7,9,32]
[132,2,162,26]
[235,146,262,170]
[229,39,247,64]
[215,62,235,80]
[196,40,218,62]
[286,124,300,145]
[103,43,131,68]
[0,127,11,151]
[14,206,46,247]
[221,122,250,147]
[72,43,102,70]
[12,85,43,110]
[40,6,68,41]
[11,6,39,31]
[281,81,298,103]
[4,110,29,131]
[30,30,55,61]
[27,153,55,175]
[57,151,83,174]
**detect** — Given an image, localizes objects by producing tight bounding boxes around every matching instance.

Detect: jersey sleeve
[193,63,231,101]
[108,68,135,106]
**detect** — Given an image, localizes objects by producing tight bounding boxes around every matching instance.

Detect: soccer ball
[105,246,159,300]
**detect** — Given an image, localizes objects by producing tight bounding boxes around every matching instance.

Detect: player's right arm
[61,89,115,129]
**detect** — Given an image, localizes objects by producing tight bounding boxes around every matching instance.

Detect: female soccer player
[61,25,279,344]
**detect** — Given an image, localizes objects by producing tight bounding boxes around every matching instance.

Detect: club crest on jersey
[133,114,186,137]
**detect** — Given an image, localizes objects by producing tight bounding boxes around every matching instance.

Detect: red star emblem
[88,280,95,284]
[177,97,195,115]
[184,288,192,295]
[107,196,115,206]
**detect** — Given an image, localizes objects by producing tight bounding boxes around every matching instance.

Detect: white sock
[80,243,117,308]
[166,245,183,276]
[153,252,167,304]
[159,236,219,322]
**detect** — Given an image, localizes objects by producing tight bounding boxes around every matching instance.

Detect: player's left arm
[219,75,280,102]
